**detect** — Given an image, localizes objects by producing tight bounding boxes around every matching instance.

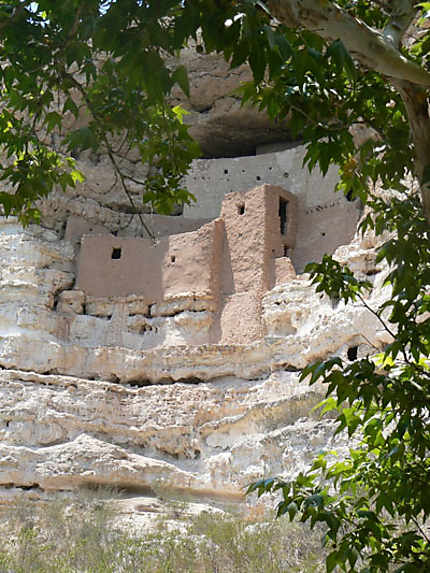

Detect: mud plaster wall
[76,220,222,301]
[220,185,297,295]
[65,213,211,245]
[76,185,298,346]
[183,145,361,273]
[218,185,297,344]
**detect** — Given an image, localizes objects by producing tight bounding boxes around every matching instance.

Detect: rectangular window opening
[279,198,288,235]
[112,247,122,260]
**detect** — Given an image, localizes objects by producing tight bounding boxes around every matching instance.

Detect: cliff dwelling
[74,184,297,347]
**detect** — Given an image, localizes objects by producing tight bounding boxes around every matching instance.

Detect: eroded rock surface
[0,213,390,521]
[169,48,291,158]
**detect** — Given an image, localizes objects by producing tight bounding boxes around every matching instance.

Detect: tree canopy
[0,1,429,224]
[1,1,430,571]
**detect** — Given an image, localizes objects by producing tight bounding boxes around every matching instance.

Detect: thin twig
[356,292,397,340]
[105,144,155,243]
[359,332,381,352]
[124,173,147,186]
[63,72,155,242]
[411,515,430,545]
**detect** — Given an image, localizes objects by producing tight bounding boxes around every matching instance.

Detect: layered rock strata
[0,46,388,526]
[0,212,390,520]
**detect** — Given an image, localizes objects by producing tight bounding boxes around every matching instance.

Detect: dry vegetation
[0,491,325,572]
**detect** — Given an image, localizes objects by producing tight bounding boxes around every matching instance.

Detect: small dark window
[346,189,354,202]
[171,255,176,263]
[224,169,228,174]
[112,247,122,259]
[283,245,288,257]
[238,204,245,215]
[279,198,288,235]
[347,346,358,361]
[256,175,261,181]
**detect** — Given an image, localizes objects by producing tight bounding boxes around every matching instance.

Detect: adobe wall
[262,185,297,290]
[220,185,297,295]
[75,185,298,347]
[65,213,211,245]
[76,220,223,302]
[219,292,263,344]
[218,184,297,344]
[220,189,266,296]
[183,145,361,272]
[294,199,360,271]
[183,145,340,219]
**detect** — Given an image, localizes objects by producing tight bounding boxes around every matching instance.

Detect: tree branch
[266,0,430,87]
[393,79,430,223]
[356,293,396,342]
[63,72,156,242]
[382,0,416,49]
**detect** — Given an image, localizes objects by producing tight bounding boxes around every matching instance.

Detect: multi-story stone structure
[75,184,297,346]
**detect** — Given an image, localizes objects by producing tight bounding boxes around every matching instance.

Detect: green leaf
[70,169,85,184]
[326,551,339,573]
[327,39,356,80]
[63,96,79,118]
[287,501,298,520]
[172,65,190,97]
[65,127,99,153]
[249,45,267,84]
[44,111,62,132]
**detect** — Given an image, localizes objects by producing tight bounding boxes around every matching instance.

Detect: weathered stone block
[57,290,85,314]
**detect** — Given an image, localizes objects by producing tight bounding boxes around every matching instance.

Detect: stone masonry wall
[76,221,222,301]
[75,185,298,346]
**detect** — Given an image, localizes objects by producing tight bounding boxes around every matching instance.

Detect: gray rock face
[169,48,292,158]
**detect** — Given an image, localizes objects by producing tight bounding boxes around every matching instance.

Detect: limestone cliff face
[0,212,390,520]
[36,48,292,240]
[0,49,385,521]
[168,47,291,158]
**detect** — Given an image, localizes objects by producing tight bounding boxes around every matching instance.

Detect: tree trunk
[394,81,430,224]
[266,0,430,87]
[265,1,430,223]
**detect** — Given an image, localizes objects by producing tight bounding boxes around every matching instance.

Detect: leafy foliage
[240,27,414,202]
[0,1,429,569]
[249,194,430,572]
[1,1,428,224]
[0,0,200,225]
[235,3,430,571]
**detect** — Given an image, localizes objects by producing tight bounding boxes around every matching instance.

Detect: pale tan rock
[57,290,85,314]
[0,368,335,503]
[0,216,389,381]
[169,47,291,157]
[0,155,392,524]
[86,295,149,318]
